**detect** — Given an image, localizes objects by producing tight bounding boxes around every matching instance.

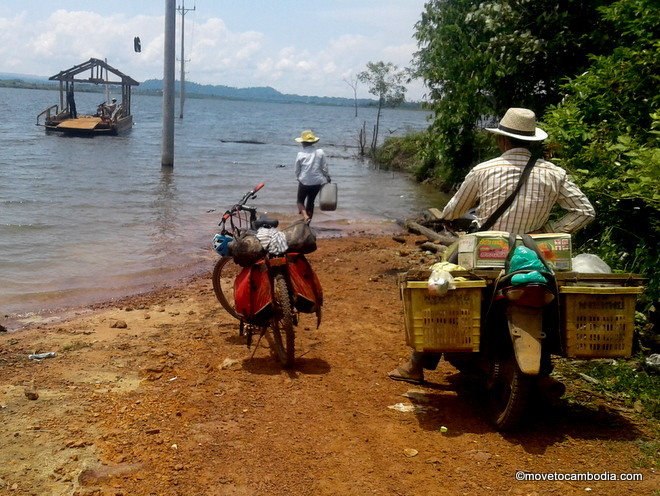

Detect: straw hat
[485,108,548,141]
[295,130,320,143]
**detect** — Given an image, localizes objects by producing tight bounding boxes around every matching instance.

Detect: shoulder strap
[478,153,538,232]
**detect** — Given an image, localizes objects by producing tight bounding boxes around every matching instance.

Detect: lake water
[0,87,446,328]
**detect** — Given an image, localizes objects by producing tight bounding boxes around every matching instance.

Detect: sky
[0,1,429,101]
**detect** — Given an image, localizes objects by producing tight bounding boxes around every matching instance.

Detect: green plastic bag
[508,246,547,285]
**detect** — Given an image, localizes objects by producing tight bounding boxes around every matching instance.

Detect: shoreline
[2,222,409,332]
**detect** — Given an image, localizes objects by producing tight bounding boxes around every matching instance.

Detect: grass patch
[61,341,92,352]
[633,434,660,469]
[557,355,660,468]
[564,355,660,421]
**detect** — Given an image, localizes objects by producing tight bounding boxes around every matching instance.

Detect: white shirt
[295,147,330,186]
[441,148,595,234]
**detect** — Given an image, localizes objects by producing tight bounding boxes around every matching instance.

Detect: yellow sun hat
[295,130,320,143]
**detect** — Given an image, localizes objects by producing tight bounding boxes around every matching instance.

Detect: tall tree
[358,61,407,154]
[412,0,613,184]
[543,0,660,300]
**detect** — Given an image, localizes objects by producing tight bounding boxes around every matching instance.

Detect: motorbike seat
[255,216,279,229]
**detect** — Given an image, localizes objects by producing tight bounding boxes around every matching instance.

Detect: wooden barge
[37,58,139,136]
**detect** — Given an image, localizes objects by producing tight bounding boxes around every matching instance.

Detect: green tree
[412,0,613,184]
[542,0,660,300]
[358,61,407,154]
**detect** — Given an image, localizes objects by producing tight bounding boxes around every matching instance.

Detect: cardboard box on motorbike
[457,231,572,271]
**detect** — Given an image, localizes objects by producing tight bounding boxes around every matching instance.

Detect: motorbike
[211,183,323,368]
[401,227,644,431]
[447,234,559,430]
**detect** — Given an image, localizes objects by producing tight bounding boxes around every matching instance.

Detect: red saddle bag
[286,253,323,313]
[233,255,323,326]
[234,261,272,324]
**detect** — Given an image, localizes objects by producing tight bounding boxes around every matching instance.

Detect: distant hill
[0,72,421,108]
[138,79,382,107]
[0,72,46,83]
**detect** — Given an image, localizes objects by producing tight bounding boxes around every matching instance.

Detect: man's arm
[542,176,595,233]
[440,172,479,221]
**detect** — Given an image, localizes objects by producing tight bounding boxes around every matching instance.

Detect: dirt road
[0,235,657,495]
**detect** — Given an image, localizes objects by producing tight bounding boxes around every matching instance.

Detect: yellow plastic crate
[559,286,644,358]
[400,279,486,353]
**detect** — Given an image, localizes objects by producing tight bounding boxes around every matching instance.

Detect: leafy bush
[412,0,613,184]
[542,0,660,302]
[370,132,425,172]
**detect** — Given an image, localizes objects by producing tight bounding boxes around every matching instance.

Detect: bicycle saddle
[255,215,279,229]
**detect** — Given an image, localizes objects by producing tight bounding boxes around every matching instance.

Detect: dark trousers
[412,350,442,370]
[297,183,322,218]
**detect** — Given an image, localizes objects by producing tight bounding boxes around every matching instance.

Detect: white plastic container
[319,183,337,211]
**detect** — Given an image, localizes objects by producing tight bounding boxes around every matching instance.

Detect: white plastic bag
[571,253,612,274]
[428,262,460,296]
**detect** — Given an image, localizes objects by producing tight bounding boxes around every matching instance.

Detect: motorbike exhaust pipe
[536,376,566,401]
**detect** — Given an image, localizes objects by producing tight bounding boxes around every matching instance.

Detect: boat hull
[43,115,133,136]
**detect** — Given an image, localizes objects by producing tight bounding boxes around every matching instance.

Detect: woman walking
[294,130,331,221]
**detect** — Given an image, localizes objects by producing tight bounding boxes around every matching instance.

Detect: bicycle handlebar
[220,183,265,222]
[236,182,265,206]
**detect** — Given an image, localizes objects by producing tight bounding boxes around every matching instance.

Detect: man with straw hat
[389,107,595,385]
[294,130,331,221]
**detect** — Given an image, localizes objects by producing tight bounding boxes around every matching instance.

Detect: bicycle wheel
[270,273,295,368]
[212,257,242,320]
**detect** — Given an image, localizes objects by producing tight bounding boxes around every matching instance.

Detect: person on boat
[294,130,331,221]
[388,107,595,385]
[105,98,118,117]
[66,87,77,119]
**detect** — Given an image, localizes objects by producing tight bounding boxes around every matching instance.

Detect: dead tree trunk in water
[344,77,359,118]
[358,121,367,157]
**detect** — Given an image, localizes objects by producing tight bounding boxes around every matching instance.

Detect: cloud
[0,6,427,100]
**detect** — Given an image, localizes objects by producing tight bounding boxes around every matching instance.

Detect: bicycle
[211,183,322,368]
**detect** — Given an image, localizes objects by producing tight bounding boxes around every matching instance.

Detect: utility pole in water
[162,0,176,168]
[177,0,195,119]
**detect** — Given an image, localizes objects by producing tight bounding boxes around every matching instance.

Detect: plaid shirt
[441,148,595,234]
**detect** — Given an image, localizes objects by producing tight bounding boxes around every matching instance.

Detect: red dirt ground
[0,235,657,495]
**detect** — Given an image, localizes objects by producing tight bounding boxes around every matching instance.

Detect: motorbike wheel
[212,257,241,320]
[487,355,531,431]
[270,274,295,368]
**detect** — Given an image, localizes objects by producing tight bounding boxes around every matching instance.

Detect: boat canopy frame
[48,58,139,116]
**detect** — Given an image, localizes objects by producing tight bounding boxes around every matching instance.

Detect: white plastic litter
[646,354,660,374]
[387,402,438,414]
[388,403,417,413]
[28,352,57,360]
